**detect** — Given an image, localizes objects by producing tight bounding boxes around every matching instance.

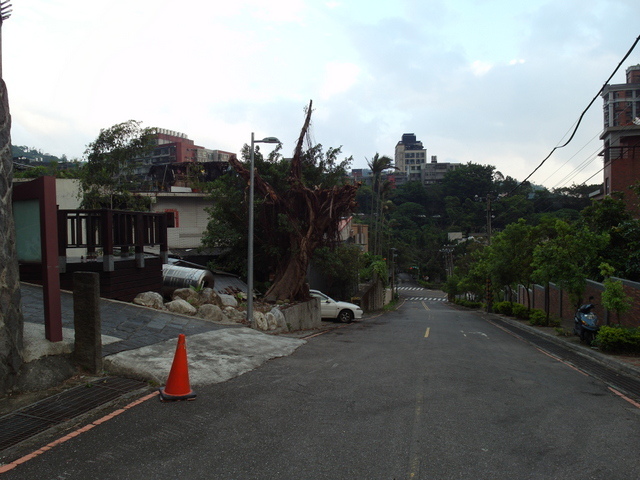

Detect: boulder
[165,298,197,316]
[219,294,238,307]
[269,307,287,330]
[196,304,224,322]
[172,287,202,307]
[201,287,223,307]
[255,312,268,331]
[223,306,245,322]
[133,292,166,310]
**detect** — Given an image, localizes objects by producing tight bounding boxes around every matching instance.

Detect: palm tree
[367,154,394,255]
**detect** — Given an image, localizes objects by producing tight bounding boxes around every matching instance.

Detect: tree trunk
[264,235,311,302]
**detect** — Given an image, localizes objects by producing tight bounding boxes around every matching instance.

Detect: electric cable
[506,34,640,196]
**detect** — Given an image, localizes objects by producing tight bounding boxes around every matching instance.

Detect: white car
[310,289,363,323]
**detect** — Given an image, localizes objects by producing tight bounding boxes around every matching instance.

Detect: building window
[164,209,179,228]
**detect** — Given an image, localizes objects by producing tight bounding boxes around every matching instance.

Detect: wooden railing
[57,209,171,271]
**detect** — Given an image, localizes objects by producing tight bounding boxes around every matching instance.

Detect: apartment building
[132,129,233,191]
[395,133,427,183]
[601,64,640,212]
[394,133,459,185]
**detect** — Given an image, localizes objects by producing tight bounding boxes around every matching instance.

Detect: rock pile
[133,288,288,332]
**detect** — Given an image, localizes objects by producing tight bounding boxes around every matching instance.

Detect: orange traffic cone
[159,334,196,401]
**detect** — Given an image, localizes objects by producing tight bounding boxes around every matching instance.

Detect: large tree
[366,153,394,256]
[228,101,359,302]
[532,219,609,307]
[81,120,155,210]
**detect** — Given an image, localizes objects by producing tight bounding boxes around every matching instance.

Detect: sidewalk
[18,283,307,388]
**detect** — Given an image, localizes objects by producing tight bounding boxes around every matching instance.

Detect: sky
[3,0,640,189]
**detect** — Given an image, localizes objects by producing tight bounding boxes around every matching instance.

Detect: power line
[539,130,601,186]
[506,34,640,196]
[550,116,640,189]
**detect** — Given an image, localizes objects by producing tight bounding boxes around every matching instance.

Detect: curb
[481,311,640,381]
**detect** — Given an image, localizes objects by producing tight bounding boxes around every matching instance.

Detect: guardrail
[57,209,171,272]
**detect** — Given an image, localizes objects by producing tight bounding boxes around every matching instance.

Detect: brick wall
[518,278,639,327]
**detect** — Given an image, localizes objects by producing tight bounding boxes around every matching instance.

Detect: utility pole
[486,194,492,245]
[485,194,493,313]
[0,2,11,78]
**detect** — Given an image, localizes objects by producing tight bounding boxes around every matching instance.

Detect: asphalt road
[3,288,640,479]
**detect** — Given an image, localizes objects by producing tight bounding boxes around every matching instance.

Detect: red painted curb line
[0,391,158,474]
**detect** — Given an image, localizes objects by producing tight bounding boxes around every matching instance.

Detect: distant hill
[12,145,66,164]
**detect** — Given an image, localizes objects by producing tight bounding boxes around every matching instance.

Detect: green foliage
[442,274,461,298]
[578,195,640,280]
[441,163,495,203]
[359,253,388,286]
[312,244,364,298]
[511,303,530,320]
[202,142,354,288]
[202,173,252,275]
[493,301,514,316]
[532,219,609,307]
[367,153,395,256]
[453,298,484,309]
[599,263,632,319]
[483,219,539,296]
[595,326,640,354]
[14,163,81,179]
[493,301,559,326]
[528,309,560,327]
[80,120,155,210]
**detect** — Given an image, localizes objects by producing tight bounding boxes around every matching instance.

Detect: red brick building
[601,65,640,213]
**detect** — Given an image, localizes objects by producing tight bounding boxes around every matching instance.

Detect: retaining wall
[279,298,321,331]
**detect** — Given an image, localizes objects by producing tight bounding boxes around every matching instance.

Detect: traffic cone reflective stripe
[159,334,196,401]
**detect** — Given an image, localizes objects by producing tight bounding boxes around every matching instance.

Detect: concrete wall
[279,298,321,331]
[149,193,210,249]
[55,179,82,209]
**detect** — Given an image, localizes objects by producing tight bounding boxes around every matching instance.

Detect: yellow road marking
[424,327,430,338]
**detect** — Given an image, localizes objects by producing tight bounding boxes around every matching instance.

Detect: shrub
[595,326,640,354]
[493,301,514,316]
[454,298,484,309]
[511,303,530,320]
[528,309,547,325]
[527,309,561,327]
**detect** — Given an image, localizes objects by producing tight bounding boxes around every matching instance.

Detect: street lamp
[390,247,397,299]
[247,132,281,327]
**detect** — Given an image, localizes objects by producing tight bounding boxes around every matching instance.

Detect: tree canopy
[203,101,358,302]
[80,120,155,210]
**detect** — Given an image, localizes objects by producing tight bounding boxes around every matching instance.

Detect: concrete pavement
[20,283,306,389]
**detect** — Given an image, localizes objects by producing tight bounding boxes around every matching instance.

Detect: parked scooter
[573,297,599,345]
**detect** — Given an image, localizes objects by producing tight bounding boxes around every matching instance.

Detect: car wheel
[338,309,354,323]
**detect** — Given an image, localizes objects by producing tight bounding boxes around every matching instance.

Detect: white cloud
[319,62,361,99]
[470,60,494,77]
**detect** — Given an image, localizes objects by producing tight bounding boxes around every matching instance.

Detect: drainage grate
[0,377,148,452]
[492,317,640,402]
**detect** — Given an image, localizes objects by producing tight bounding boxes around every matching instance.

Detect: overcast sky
[4,0,640,189]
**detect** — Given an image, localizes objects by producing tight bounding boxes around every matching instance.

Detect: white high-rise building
[394,133,426,183]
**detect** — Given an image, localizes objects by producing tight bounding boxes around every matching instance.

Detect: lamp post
[390,247,397,300]
[247,133,281,326]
